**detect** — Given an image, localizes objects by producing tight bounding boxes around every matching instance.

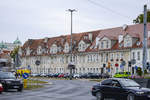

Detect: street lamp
[67,9,77,80]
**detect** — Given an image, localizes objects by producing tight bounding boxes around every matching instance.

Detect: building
[0,37,22,71]
[21,23,150,75]
[0,50,12,71]
[0,37,22,52]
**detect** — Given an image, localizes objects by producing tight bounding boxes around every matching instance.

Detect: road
[0,79,114,100]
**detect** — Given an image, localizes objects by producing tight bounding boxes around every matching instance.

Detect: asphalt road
[0,79,114,100]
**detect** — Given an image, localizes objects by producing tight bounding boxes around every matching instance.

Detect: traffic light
[147,62,150,69]
[103,64,106,67]
[128,61,131,67]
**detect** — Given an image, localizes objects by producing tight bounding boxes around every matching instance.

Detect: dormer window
[84,36,88,40]
[37,46,42,55]
[64,42,69,53]
[78,40,87,51]
[124,35,132,47]
[50,44,57,54]
[26,47,30,55]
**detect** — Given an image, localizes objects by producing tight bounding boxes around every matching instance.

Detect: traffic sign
[35,60,40,66]
[22,73,29,79]
[121,60,126,66]
[115,63,119,67]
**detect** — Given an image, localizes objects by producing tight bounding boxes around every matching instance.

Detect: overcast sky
[0,0,149,44]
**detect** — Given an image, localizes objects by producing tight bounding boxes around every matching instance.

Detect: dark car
[0,72,23,92]
[91,78,150,100]
[87,73,100,79]
[101,73,110,78]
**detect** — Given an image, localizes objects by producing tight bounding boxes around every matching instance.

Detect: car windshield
[0,72,16,79]
[120,79,140,87]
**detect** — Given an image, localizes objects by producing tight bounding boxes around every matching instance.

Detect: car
[31,73,39,77]
[101,73,110,78]
[0,83,3,94]
[113,72,131,78]
[91,78,150,100]
[58,74,65,78]
[73,73,80,78]
[0,72,23,92]
[63,73,70,78]
[40,73,47,77]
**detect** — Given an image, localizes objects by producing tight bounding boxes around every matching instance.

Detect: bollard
[24,79,27,88]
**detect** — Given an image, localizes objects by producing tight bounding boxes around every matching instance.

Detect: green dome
[0,41,7,49]
[13,37,22,44]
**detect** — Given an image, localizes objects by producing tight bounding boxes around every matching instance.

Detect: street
[0,79,114,100]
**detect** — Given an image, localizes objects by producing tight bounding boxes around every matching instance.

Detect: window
[120,53,123,59]
[132,52,135,59]
[106,41,109,48]
[137,51,140,60]
[101,79,112,86]
[96,54,99,62]
[101,41,104,49]
[101,54,103,62]
[117,53,119,59]
[111,53,114,59]
[112,80,121,87]
[106,53,108,62]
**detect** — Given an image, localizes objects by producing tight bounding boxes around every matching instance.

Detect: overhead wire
[87,0,133,20]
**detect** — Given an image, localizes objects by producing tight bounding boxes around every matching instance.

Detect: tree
[133,10,150,24]
[10,46,19,59]
[10,46,21,68]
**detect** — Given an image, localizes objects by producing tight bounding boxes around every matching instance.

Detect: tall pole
[67,9,76,80]
[142,5,147,76]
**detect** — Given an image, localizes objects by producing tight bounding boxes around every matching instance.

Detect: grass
[23,79,48,90]
[24,85,44,90]
[27,79,48,84]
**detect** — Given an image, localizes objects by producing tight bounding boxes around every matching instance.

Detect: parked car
[53,73,60,78]
[113,72,131,78]
[73,73,80,78]
[91,78,150,100]
[101,73,110,78]
[0,83,3,94]
[0,72,23,92]
[31,73,39,77]
[46,73,53,77]
[80,73,88,78]
[58,74,65,78]
[64,73,70,78]
[87,73,101,79]
[40,73,47,77]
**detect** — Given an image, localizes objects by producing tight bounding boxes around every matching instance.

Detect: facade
[21,23,150,76]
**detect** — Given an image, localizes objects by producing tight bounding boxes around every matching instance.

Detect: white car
[73,73,80,78]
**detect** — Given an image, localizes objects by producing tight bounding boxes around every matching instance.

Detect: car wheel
[18,88,23,92]
[96,92,104,100]
[127,93,135,100]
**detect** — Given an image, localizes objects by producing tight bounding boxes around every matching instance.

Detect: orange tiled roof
[22,23,150,56]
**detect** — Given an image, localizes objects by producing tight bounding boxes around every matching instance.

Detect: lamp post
[142,5,147,76]
[67,9,76,80]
